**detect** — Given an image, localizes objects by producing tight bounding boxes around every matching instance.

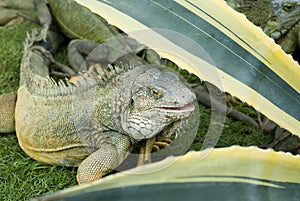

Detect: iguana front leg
[67,39,101,72]
[77,133,131,184]
[137,137,156,166]
[77,144,121,184]
[34,0,52,40]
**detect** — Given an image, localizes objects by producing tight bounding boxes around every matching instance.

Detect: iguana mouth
[155,103,195,113]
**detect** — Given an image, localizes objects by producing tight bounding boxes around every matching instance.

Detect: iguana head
[264,0,300,39]
[124,67,196,141]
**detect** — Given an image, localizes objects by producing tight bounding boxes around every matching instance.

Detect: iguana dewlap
[0,32,196,184]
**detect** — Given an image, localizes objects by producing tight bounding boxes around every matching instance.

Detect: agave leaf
[32,146,300,201]
[74,0,300,136]
[31,2,300,200]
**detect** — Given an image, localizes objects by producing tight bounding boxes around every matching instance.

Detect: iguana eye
[149,87,163,99]
[282,3,296,11]
[271,16,278,22]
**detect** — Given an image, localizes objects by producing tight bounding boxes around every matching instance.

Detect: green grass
[0,22,77,200]
[0,24,24,94]
[0,21,272,200]
[190,104,271,151]
[0,135,77,200]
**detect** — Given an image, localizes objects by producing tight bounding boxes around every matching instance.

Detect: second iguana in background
[226,0,300,56]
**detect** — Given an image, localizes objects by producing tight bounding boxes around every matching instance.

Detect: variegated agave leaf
[32,146,300,201]
[74,0,300,137]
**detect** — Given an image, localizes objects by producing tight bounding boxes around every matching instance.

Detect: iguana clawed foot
[32,46,77,77]
[268,127,300,155]
[137,138,156,166]
[137,134,173,166]
[257,113,277,133]
[256,113,300,155]
[153,138,172,151]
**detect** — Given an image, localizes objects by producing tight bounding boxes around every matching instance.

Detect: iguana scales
[226,0,300,55]
[0,29,197,184]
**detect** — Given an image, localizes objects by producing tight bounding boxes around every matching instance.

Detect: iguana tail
[0,93,17,133]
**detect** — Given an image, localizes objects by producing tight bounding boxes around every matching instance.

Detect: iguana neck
[90,65,154,137]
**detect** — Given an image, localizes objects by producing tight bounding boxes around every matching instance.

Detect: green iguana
[226,0,300,54]
[0,0,200,184]
[0,29,197,184]
[0,0,35,27]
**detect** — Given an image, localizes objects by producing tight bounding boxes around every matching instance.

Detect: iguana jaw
[154,103,195,114]
[126,102,196,141]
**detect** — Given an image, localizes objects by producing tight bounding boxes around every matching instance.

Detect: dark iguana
[0,0,36,27]
[225,0,300,55]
